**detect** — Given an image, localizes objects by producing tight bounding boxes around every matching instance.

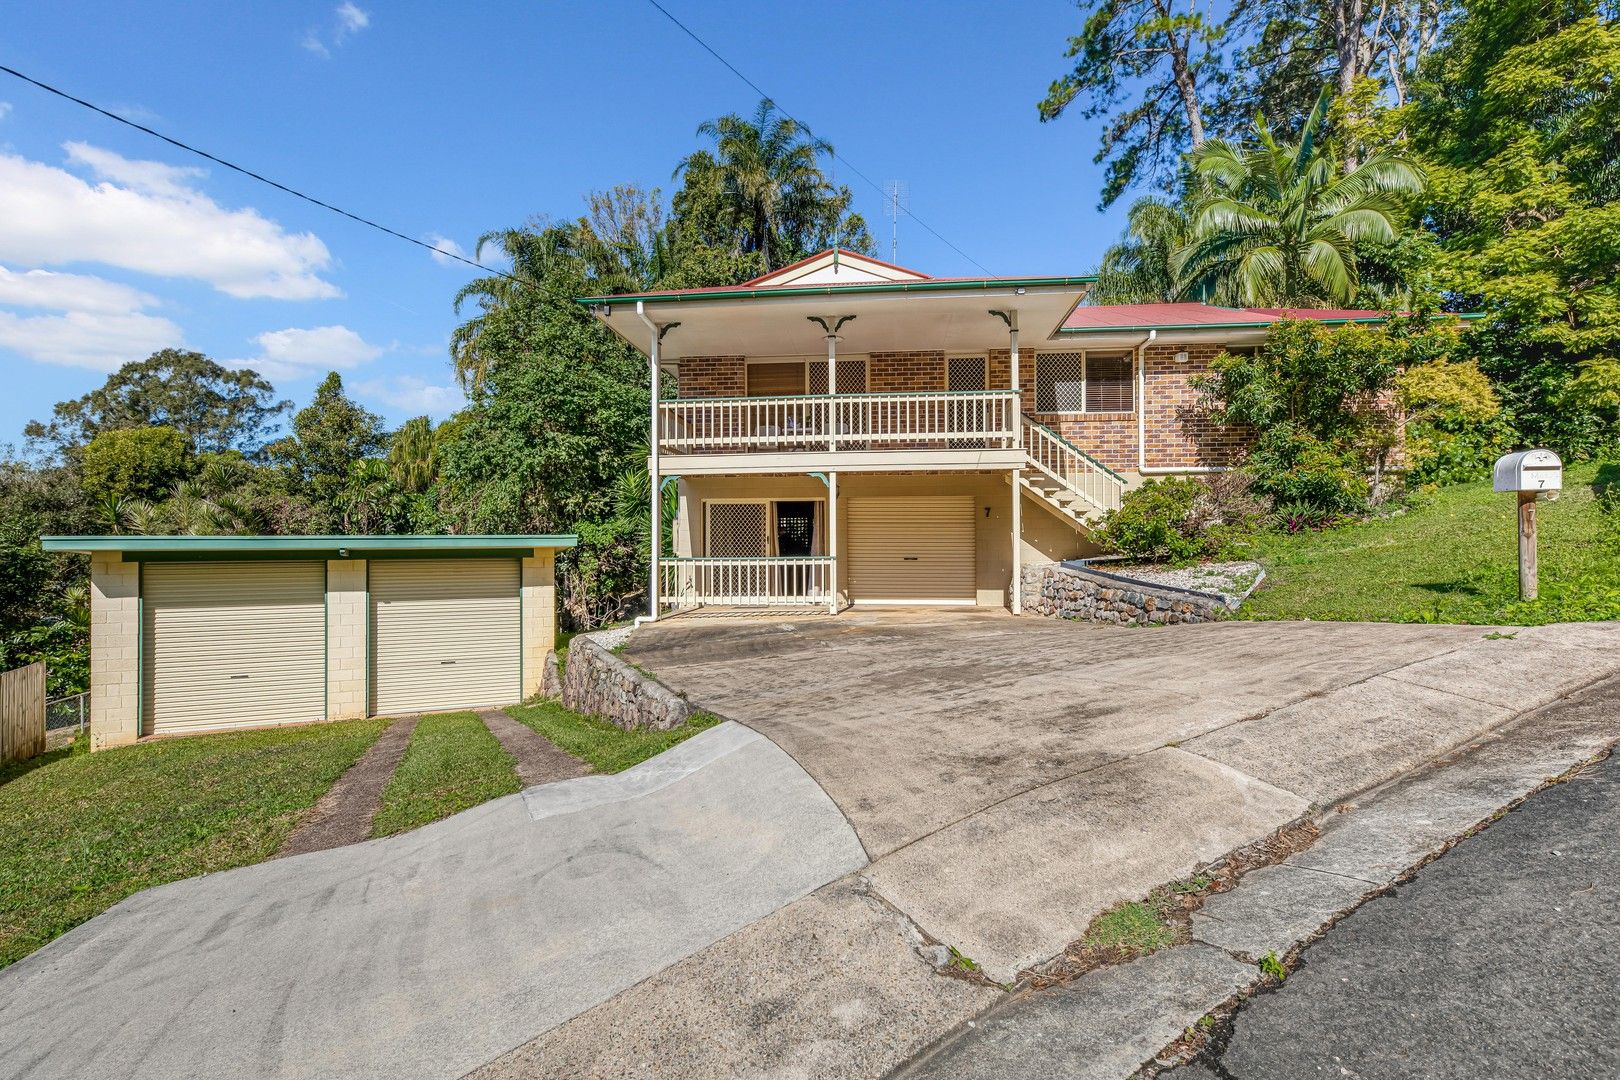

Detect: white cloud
[355,374,464,417]
[0,102,11,122]
[304,3,371,56]
[0,266,160,315]
[335,2,370,35]
[230,324,383,381]
[0,263,180,370]
[64,142,205,198]
[0,144,339,301]
[426,234,466,267]
[0,310,183,370]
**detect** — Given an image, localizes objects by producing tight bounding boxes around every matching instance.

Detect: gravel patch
[1084,560,1264,608]
[580,624,635,652]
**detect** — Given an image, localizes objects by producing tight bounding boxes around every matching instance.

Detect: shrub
[1399,358,1512,485]
[1097,474,1268,563]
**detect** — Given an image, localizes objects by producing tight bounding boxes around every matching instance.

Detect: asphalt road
[1175,750,1620,1079]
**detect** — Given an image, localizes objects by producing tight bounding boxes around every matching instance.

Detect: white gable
[749,249,930,287]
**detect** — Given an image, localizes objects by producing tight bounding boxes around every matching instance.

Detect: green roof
[40,534,577,554]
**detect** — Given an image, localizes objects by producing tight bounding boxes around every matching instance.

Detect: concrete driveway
[0,723,866,1080]
[623,613,1620,983]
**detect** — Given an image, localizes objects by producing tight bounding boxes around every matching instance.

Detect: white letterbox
[1493,449,1562,493]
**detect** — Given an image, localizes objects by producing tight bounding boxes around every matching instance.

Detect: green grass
[1082,899,1180,955]
[1240,461,1620,625]
[370,712,520,838]
[0,718,387,969]
[506,700,721,774]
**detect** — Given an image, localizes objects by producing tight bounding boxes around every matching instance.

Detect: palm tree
[686,99,836,271]
[1174,89,1424,307]
[1093,197,1203,304]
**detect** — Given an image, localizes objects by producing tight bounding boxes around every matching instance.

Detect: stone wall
[559,636,694,732]
[1023,562,1229,626]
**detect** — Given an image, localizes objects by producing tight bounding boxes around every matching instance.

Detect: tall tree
[1040,0,1226,207]
[1175,89,1424,305]
[676,99,872,270]
[1410,0,1620,452]
[267,372,388,520]
[25,349,289,457]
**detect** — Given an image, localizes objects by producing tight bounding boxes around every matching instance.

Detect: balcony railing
[658,390,1019,454]
[1022,415,1128,514]
[660,556,836,612]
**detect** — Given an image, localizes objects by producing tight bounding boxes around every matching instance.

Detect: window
[704,500,824,557]
[706,502,769,557]
[1084,352,1134,412]
[946,356,988,391]
[1035,352,1085,412]
[746,362,805,397]
[1034,351,1134,414]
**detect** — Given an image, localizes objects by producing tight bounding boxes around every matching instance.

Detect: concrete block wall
[88,553,139,750]
[521,549,557,700]
[325,559,367,719]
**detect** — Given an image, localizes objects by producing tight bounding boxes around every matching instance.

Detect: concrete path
[0,722,867,1080]
[278,714,420,857]
[478,707,591,786]
[1176,720,1620,1078]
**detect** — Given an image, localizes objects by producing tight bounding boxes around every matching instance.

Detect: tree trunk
[1154,0,1207,148]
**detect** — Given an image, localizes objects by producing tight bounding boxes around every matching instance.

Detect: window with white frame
[1034,351,1135,414]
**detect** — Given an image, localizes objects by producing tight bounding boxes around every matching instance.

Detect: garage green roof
[39,534,578,554]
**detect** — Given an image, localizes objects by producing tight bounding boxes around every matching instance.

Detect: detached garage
[41,534,576,751]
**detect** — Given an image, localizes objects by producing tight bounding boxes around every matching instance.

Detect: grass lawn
[0,718,386,969]
[507,700,721,774]
[1241,461,1620,625]
[370,711,520,838]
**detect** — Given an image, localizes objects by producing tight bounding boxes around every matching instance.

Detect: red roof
[1061,303,1391,332]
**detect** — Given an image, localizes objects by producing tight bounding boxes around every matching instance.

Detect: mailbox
[1493,449,1562,494]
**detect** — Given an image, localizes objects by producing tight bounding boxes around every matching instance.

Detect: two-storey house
[581,249,1396,616]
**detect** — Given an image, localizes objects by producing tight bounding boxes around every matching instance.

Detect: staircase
[1019,415,1127,529]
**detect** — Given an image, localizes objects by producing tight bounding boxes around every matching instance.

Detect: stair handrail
[1020,414,1127,514]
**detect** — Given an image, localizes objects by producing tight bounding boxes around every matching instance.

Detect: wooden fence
[1,662,46,766]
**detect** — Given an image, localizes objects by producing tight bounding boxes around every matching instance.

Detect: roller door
[141,561,326,735]
[846,496,976,605]
[370,558,521,714]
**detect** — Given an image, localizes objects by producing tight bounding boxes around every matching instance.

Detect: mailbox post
[1493,449,1563,601]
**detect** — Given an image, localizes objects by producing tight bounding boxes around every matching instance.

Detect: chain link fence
[45,692,88,736]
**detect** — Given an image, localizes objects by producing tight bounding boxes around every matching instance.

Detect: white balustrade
[1021,415,1127,514]
[658,391,1019,454]
[660,557,835,611]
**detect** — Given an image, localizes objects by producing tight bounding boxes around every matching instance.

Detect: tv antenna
[883,181,908,263]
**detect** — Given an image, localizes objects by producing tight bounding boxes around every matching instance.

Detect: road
[1175,751,1620,1079]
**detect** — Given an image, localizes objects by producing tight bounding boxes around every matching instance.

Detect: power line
[0,62,538,291]
[642,0,996,276]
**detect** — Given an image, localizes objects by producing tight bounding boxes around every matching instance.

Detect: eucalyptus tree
[1174,89,1424,306]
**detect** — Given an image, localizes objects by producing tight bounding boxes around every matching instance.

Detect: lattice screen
[1085,353,1134,412]
[1035,352,1085,412]
[808,359,868,394]
[707,502,768,557]
[947,356,987,391]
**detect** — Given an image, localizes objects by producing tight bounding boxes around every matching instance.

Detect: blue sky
[0,0,1131,446]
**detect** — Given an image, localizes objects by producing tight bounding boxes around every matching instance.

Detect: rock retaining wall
[559,636,693,731]
[1023,562,1229,626]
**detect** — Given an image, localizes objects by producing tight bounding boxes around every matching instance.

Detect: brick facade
[672,345,1252,472]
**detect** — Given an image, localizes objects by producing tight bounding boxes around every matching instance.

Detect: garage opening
[141,561,326,735]
[846,495,976,605]
[369,558,521,715]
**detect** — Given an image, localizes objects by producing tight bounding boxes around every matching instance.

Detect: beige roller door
[846,496,976,605]
[141,561,326,735]
[370,558,520,715]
